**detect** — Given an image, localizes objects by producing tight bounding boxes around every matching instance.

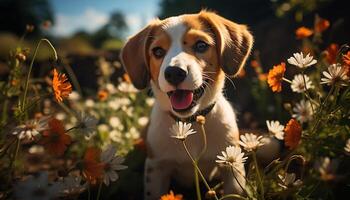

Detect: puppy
[120,10,253,200]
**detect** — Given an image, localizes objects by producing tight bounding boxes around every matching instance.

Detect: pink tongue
[170,90,193,110]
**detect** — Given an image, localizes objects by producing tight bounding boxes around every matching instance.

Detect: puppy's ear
[199,11,253,76]
[120,21,159,89]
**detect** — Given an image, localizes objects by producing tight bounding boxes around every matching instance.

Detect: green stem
[21,39,58,115]
[252,151,264,200]
[7,138,21,185]
[194,162,202,200]
[301,71,315,113]
[230,166,248,196]
[96,181,103,200]
[1,99,9,127]
[182,141,219,200]
[197,124,208,160]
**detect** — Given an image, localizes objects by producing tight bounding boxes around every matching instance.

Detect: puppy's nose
[164,67,187,86]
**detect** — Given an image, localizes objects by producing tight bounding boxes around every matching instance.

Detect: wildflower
[196,115,206,125]
[98,89,109,101]
[292,100,314,123]
[296,27,313,39]
[284,119,302,150]
[125,127,140,140]
[344,139,350,153]
[60,176,86,195]
[110,130,122,142]
[321,63,349,86]
[316,157,339,181]
[216,146,247,169]
[16,52,26,62]
[325,43,339,64]
[109,116,122,129]
[250,60,260,68]
[76,112,98,139]
[161,190,183,200]
[97,124,109,133]
[277,173,302,189]
[12,117,49,140]
[287,52,317,69]
[146,98,155,106]
[40,118,71,156]
[81,147,105,183]
[343,51,350,76]
[117,82,138,93]
[169,121,196,141]
[258,73,267,81]
[14,171,62,200]
[101,145,127,186]
[26,24,35,32]
[267,62,286,92]
[85,99,95,108]
[68,91,80,101]
[239,133,264,152]
[315,16,330,33]
[52,69,72,102]
[28,145,45,154]
[291,74,314,93]
[123,73,132,83]
[138,116,149,126]
[266,120,284,140]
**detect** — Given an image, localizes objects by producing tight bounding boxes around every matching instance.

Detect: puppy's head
[120,10,253,118]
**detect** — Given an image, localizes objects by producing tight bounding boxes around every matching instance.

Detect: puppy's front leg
[220,166,246,197]
[144,158,171,200]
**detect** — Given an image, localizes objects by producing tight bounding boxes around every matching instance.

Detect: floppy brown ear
[199,11,254,76]
[120,21,158,89]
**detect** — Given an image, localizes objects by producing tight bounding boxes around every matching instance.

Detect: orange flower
[296,27,313,39]
[98,89,109,101]
[324,43,339,64]
[40,118,71,156]
[284,119,302,150]
[315,16,330,33]
[123,73,132,83]
[343,51,350,76]
[160,191,183,200]
[81,147,105,183]
[251,60,260,68]
[258,73,267,81]
[267,62,286,92]
[52,69,72,102]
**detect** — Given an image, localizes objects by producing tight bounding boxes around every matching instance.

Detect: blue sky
[50,0,160,37]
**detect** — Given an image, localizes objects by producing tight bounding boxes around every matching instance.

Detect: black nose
[164,67,187,86]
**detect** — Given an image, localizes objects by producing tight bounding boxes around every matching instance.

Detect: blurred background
[0,0,349,128]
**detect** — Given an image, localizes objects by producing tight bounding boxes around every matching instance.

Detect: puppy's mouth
[167,84,206,113]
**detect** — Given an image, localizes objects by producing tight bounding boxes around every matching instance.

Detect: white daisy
[76,112,98,139]
[216,146,247,169]
[146,98,155,106]
[277,173,303,189]
[101,145,128,186]
[125,127,140,140]
[345,139,350,153]
[12,117,49,140]
[287,52,317,69]
[291,74,314,93]
[117,82,138,93]
[14,171,62,200]
[138,116,149,126]
[97,124,110,133]
[109,117,121,129]
[169,121,196,141]
[292,100,314,123]
[266,120,284,140]
[321,63,349,86]
[109,130,122,143]
[239,133,264,152]
[68,91,80,101]
[316,157,339,181]
[85,99,95,108]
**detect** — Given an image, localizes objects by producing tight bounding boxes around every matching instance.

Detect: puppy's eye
[193,40,209,53]
[152,47,166,58]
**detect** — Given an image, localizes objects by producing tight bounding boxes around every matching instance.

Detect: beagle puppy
[121,10,254,200]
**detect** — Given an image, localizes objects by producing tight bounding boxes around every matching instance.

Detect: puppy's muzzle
[164,66,187,86]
